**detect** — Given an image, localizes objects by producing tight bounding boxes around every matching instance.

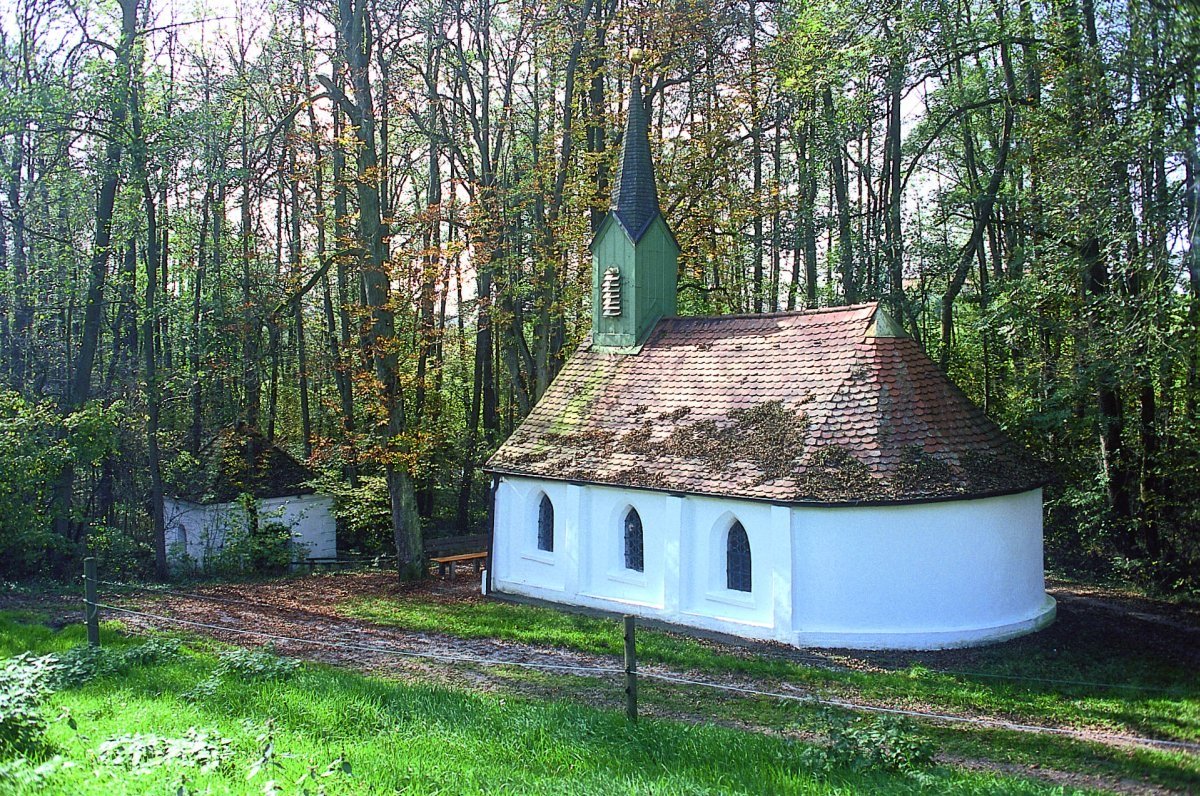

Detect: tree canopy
[0,0,1196,592]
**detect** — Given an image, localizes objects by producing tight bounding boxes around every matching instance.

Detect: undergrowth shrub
[0,654,56,757]
[120,637,184,667]
[214,647,299,681]
[183,647,299,703]
[0,755,74,788]
[321,475,392,555]
[47,646,121,690]
[1,637,336,792]
[95,728,232,773]
[1,637,187,759]
[208,496,299,576]
[800,709,934,774]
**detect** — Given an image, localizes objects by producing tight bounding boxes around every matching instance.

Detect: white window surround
[707,513,754,596]
[704,588,756,609]
[607,567,647,587]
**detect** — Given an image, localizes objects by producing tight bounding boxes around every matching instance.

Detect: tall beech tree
[0,0,1195,591]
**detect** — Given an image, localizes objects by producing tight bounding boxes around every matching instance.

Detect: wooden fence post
[624,614,637,723]
[83,557,99,647]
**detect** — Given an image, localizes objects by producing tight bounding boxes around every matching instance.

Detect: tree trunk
[238,54,261,432]
[940,107,1013,370]
[885,15,905,317]
[329,69,359,485]
[189,186,210,455]
[287,135,312,458]
[327,0,420,576]
[139,178,167,580]
[129,45,168,578]
[823,86,855,304]
[53,0,137,545]
[5,132,31,389]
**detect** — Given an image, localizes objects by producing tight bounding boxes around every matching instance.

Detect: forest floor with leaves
[6,572,1199,794]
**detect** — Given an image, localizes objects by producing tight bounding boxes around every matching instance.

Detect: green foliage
[1,636,192,758]
[0,393,121,579]
[95,728,232,773]
[118,637,185,668]
[183,646,299,703]
[86,524,155,583]
[0,654,54,757]
[0,755,75,789]
[214,520,295,576]
[206,497,298,577]
[45,646,122,690]
[320,476,393,555]
[800,710,934,775]
[212,647,299,682]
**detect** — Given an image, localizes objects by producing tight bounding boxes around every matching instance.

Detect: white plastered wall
[165,493,336,572]
[490,475,1054,649]
[790,490,1055,648]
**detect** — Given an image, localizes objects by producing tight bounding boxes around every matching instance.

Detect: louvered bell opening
[602,267,622,317]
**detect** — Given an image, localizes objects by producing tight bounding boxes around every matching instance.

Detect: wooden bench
[430,551,487,579]
[303,554,394,574]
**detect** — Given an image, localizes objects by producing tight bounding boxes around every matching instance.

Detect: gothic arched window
[726,521,751,592]
[623,508,644,572]
[537,494,554,552]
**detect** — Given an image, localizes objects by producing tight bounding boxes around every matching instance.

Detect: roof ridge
[658,302,878,324]
[488,301,1048,503]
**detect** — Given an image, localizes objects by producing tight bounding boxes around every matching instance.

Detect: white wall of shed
[164,493,336,571]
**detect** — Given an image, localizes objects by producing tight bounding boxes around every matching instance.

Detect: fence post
[623,614,637,723]
[83,557,99,647]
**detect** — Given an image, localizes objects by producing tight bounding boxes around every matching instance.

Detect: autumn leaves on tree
[0,0,1196,589]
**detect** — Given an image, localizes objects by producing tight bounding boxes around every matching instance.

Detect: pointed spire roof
[611,60,661,242]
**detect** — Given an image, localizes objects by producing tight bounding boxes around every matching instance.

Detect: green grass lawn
[340,592,1200,792]
[342,594,1200,741]
[0,611,1096,795]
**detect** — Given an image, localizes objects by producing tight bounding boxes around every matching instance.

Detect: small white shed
[165,426,336,573]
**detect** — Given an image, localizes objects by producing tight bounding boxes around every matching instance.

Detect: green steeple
[591,52,679,353]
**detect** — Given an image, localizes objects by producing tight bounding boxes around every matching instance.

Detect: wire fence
[80,563,1200,755]
[95,578,1193,696]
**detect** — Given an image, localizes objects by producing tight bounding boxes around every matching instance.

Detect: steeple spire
[589,48,679,353]
[611,49,661,241]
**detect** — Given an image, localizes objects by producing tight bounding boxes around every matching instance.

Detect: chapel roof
[486,303,1050,504]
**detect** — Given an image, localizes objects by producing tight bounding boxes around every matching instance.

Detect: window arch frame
[726,520,752,592]
[536,494,554,553]
[623,507,644,573]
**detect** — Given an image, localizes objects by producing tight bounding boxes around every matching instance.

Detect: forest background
[0,0,1196,593]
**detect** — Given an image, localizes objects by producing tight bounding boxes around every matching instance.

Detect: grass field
[340,590,1200,792]
[0,611,1098,795]
[343,592,1200,739]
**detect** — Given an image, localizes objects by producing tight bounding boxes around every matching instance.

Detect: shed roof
[486,303,1049,504]
[173,425,317,504]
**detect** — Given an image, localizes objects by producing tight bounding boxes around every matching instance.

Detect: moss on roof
[487,303,1052,504]
[173,424,316,504]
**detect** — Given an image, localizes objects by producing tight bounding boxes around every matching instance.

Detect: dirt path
[69,573,1200,795]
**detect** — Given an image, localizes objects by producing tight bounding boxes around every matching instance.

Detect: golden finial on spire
[629,47,644,66]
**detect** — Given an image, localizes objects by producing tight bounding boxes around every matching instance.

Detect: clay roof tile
[487,302,1049,503]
